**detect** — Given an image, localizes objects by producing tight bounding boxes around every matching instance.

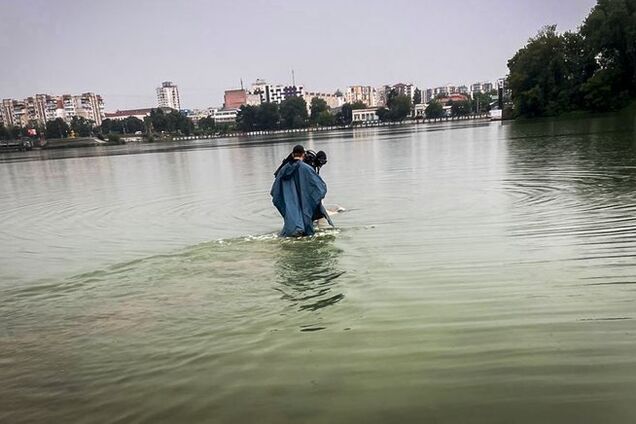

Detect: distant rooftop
[105,108,153,118]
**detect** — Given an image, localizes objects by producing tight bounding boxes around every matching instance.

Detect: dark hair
[292,144,305,156]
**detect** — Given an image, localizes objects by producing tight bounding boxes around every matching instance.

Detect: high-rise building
[1,92,105,127]
[391,83,417,102]
[76,92,105,125]
[263,84,304,104]
[345,86,377,107]
[246,79,305,105]
[156,81,181,110]
[425,88,434,103]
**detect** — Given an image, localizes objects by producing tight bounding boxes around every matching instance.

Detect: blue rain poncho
[270,159,332,237]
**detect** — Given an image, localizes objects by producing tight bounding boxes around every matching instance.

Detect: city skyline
[0,0,596,110]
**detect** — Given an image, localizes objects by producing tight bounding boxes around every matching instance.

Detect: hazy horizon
[0,0,596,111]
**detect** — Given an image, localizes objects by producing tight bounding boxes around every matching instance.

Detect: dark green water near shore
[1,114,636,423]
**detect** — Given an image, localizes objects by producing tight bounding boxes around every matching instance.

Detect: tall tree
[375,107,390,122]
[45,118,70,139]
[425,101,444,119]
[317,110,335,126]
[256,102,280,130]
[450,100,472,117]
[0,124,8,140]
[388,95,412,121]
[472,92,493,113]
[310,97,329,125]
[279,96,308,129]
[236,105,258,131]
[413,88,422,105]
[70,116,94,137]
[198,116,216,133]
[335,103,353,125]
[581,0,636,97]
[386,88,399,108]
[508,26,580,117]
[122,116,145,133]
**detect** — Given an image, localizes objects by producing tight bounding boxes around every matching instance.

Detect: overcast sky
[0,0,596,110]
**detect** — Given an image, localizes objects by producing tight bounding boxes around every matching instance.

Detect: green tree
[310,97,329,125]
[45,118,70,139]
[375,106,390,122]
[317,110,334,126]
[450,100,472,117]
[0,124,8,140]
[198,115,216,133]
[9,125,21,139]
[122,116,145,133]
[148,109,193,135]
[149,108,169,132]
[386,88,399,108]
[236,105,258,131]
[508,26,582,117]
[413,88,422,105]
[580,0,636,98]
[335,103,353,125]
[425,101,444,119]
[100,118,113,135]
[388,95,412,121]
[351,101,367,110]
[70,116,94,137]
[279,96,308,129]
[472,92,493,113]
[256,103,280,130]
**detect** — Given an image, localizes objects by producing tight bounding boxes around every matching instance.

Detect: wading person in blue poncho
[270,145,333,237]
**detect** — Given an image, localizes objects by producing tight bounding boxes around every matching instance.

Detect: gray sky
[0,0,596,111]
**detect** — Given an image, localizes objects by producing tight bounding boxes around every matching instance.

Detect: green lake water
[1,114,636,423]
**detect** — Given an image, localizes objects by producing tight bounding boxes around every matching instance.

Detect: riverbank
[40,137,107,149]
[172,113,492,142]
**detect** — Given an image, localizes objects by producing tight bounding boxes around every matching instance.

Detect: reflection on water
[275,234,345,314]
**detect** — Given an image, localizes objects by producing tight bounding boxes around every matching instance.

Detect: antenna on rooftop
[291,69,296,87]
[240,78,244,90]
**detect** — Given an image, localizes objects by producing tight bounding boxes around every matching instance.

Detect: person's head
[292,144,305,159]
[316,151,327,167]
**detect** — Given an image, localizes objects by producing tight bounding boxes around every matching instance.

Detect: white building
[391,83,417,102]
[156,81,181,110]
[247,80,305,104]
[1,92,104,127]
[105,108,154,121]
[305,91,344,109]
[213,108,238,124]
[264,84,304,104]
[352,108,379,123]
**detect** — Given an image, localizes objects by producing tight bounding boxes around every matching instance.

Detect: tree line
[508,0,636,117]
[236,97,370,131]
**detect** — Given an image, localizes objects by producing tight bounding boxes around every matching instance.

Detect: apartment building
[156,81,181,110]
[305,91,344,109]
[1,92,105,127]
[345,85,377,107]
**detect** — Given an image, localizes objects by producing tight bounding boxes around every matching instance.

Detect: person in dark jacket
[270,145,333,237]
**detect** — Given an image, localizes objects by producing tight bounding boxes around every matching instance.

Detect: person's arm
[274,153,294,177]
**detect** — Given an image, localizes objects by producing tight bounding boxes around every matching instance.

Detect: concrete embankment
[41,137,107,149]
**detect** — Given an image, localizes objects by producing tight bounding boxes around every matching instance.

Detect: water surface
[1,115,636,423]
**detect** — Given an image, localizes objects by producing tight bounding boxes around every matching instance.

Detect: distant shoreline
[171,113,493,142]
